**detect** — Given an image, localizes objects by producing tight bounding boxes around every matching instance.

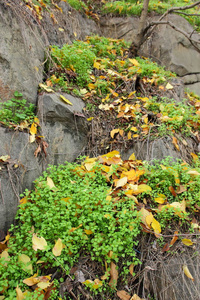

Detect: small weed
[0,91,35,127]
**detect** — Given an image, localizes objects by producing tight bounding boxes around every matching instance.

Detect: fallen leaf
[109,262,118,288]
[115,176,128,188]
[32,234,47,251]
[46,177,56,189]
[84,229,93,235]
[170,231,178,246]
[0,155,10,162]
[183,264,194,281]
[60,95,73,105]
[18,254,33,274]
[169,186,177,197]
[151,218,161,236]
[39,83,54,93]
[166,82,174,90]
[128,153,136,160]
[110,129,120,138]
[16,286,24,300]
[182,238,193,246]
[187,170,200,176]
[130,295,145,300]
[52,238,65,256]
[117,290,131,300]
[172,136,180,151]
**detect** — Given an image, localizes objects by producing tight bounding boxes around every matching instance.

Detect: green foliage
[102,0,200,30]
[0,92,35,127]
[50,41,96,86]
[145,96,200,136]
[48,36,175,95]
[2,161,140,298]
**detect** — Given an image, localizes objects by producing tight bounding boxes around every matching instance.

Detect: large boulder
[37,92,88,164]
[101,14,200,96]
[0,1,101,105]
[0,93,88,232]
[0,1,44,104]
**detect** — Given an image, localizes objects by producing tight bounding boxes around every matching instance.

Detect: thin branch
[175,11,200,17]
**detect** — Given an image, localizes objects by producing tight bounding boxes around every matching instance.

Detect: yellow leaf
[39,83,54,93]
[130,295,145,300]
[52,238,65,257]
[182,238,193,246]
[129,263,134,276]
[130,127,137,132]
[87,117,94,121]
[58,27,64,32]
[30,122,37,135]
[132,184,152,195]
[154,194,166,204]
[119,129,124,137]
[60,95,73,105]
[93,61,101,69]
[128,153,136,160]
[191,152,199,161]
[115,176,128,188]
[110,129,120,138]
[0,250,10,266]
[139,207,151,227]
[29,134,35,143]
[146,213,154,227]
[151,218,161,235]
[127,131,132,140]
[129,58,140,67]
[46,177,56,189]
[88,83,95,90]
[18,254,33,274]
[187,170,200,175]
[183,264,194,281]
[32,234,47,251]
[0,155,10,162]
[80,88,88,95]
[84,229,93,235]
[16,286,24,300]
[102,150,120,158]
[172,136,180,151]
[166,82,174,90]
[23,274,39,286]
[37,281,52,289]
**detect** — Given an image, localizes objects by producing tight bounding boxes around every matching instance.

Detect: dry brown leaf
[109,262,118,288]
[117,290,131,300]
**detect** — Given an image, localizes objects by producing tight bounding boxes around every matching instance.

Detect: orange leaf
[172,136,180,151]
[170,231,178,246]
[169,186,177,197]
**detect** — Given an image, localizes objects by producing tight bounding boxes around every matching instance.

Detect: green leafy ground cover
[45,36,200,154]
[1,151,200,299]
[1,35,200,300]
[0,92,35,129]
[21,0,200,30]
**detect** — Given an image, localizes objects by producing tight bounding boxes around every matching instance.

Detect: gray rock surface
[121,135,196,163]
[37,93,88,164]
[0,1,101,105]
[0,93,88,232]
[101,14,200,96]
[0,1,45,104]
